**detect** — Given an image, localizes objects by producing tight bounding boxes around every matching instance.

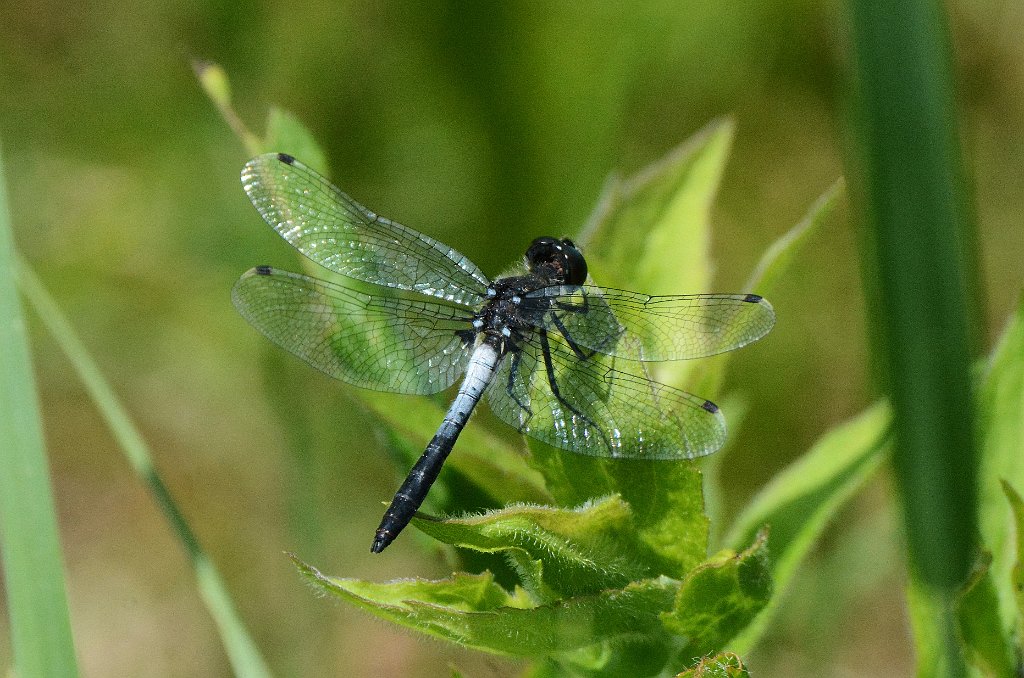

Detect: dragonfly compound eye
[559,239,588,286]
[525,236,587,285]
[525,237,560,268]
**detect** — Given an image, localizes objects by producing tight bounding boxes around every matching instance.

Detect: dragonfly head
[525,236,588,286]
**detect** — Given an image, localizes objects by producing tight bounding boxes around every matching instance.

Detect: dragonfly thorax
[472,273,550,351]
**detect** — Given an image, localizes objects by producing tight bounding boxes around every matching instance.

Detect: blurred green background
[1,1,1021,676]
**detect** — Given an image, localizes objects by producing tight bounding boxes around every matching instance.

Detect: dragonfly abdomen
[371,340,501,552]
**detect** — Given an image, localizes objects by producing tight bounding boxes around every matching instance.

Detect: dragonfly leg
[538,329,612,453]
[455,328,476,349]
[504,349,533,418]
[554,290,590,314]
[550,313,598,361]
[552,291,622,356]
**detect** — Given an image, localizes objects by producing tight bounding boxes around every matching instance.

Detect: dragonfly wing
[233,266,474,394]
[524,285,775,361]
[242,153,491,306]
[486,331,725,460]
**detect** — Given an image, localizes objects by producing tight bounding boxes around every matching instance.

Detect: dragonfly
[233,153,776,553]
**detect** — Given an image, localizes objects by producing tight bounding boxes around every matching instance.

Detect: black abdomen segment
[370,420,465,553]
[371,341,499,553]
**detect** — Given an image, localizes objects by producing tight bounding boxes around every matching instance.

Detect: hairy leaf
[527,442,709,577]
[294,555,679,657]
[955,553,1016,676]
[413,496,651,599]
[675,652,749,678]
[662,531,772,657]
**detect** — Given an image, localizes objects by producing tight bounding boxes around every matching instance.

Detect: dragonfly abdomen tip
[370,530,392,554]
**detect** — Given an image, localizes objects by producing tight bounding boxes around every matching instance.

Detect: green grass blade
[15,261,273,678]
[0,149,80,675]
[848,0,977,590]
[847,1,978,673]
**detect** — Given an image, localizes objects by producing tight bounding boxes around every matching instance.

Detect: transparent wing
[233,266,475,395]
[523,285,775,361]
[242,153,491,306]
[486,331,725,460]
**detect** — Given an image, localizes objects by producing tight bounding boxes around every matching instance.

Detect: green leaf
[529,639,679,678]
[661,530,772,657]
[695,180,845,401]
[612,460,709,576]
[578,119,735,390]
[724,401,891,652]
[675,653,749,678]
[527,443,709,577]
[580,118,732,295]
[263,107,330,176]
[308,565,530,611]
[0,147,80,676]
[294,555,679,657]
[954,553,1016,677]
[1002,480,1024,648]
[194,60,328,171]
[527,440,622,506]
[743,179,845,296]
[977,295,1024,633]
[413,495,652,599]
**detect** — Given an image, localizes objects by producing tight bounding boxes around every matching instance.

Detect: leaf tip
[193,58,231,108]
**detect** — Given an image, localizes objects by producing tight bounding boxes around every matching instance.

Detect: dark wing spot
[277,153,296,165]
[743,293,763,303]
[701,400,720,413]
[254,265,273,276]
